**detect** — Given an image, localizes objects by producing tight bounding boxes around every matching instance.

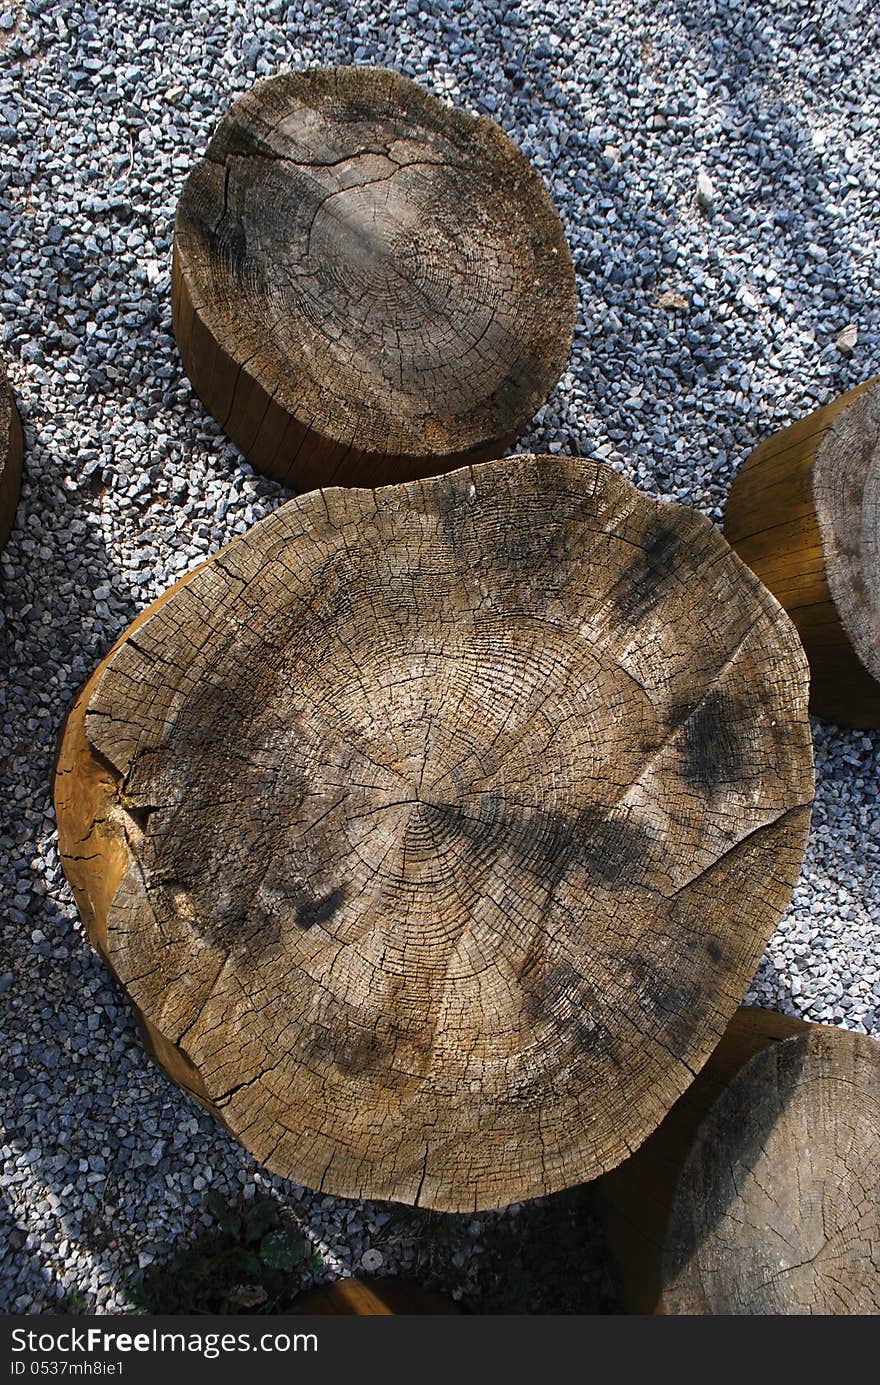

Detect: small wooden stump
[664,1027,880,1314]
[0,363,22,552]
[295,1278,458,1315]
[725,377,880,727]
[172,66,575,489]
[55,456,813,1211]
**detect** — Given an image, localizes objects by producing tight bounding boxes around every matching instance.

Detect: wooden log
[172,66,575,490]
[294,1278,458,1315]
[724,377,880,727]
[594,1006,820,1312]
[0,362,23,552]
[595,1009,880,1314]
[54,455,813,1212]
[664,1027,880,1314]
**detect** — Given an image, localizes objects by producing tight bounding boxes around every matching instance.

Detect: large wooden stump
[55,456,813,1211]
[0,363,22,552]
[725,377,880,727]
[172,67,575,490]
[664,1027,880,1314]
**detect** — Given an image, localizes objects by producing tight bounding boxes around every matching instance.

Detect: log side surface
[173,66,576,489]
[294,1278,458,1314]
[55,456,814,1211]
[725,376,880,726]
[0,363,23,552]
[663,1029,880,1315]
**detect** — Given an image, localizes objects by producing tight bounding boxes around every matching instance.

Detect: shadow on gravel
[0,403,145,1312]
[509,0,878,509]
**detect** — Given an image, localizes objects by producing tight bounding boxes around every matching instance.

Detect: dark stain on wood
[681,689,747,790]
[615,519,686,622]
[296,886,347,930]
[625,952,703,1049]
[536,961,612,1054]
[422,797,653,892]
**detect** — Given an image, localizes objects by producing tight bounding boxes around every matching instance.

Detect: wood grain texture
[294,1277,458,1314]
[54,455,813,1211]
[594,1005,830,1313]
[0,363,22,552]
[172,66,575,489]
[663,1028,880,1315]
[725,376,880,727]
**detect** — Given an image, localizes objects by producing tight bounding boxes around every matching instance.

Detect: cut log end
[0,363,22,552]
[172,66,575,489]
[725,376,880,727]
[55,456,813,1211]
[663,1028,880,1315]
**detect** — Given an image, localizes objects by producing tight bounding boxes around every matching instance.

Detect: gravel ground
[1,0,879,1314]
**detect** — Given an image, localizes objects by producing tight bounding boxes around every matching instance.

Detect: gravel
[1,0,879,1314]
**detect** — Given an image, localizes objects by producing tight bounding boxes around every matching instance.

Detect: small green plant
[129,1193,322,1315]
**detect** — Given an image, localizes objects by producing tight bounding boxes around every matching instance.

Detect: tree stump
[54,455,813,1211]
[725,377,880,727]
[294,1278,458,1315]
[0,363,22,552]
[172,67,575,490]
[594,1005,820,1312]
[663,1027,880,1314]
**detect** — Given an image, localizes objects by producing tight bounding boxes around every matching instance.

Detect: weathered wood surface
[294,1277,458,1314]
[55,455,813,1211]
[0,363,22,552]
[664,1027,880,1315]
[725,377,880,727]
[594,1005,824,1312]
[172,66,575,489]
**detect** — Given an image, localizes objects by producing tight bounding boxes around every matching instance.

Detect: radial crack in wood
[54,456,814,1211]
[172,66,575,489]
[0,362,23,552]
[662,1027,880,1315]
[725,376,880,727]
